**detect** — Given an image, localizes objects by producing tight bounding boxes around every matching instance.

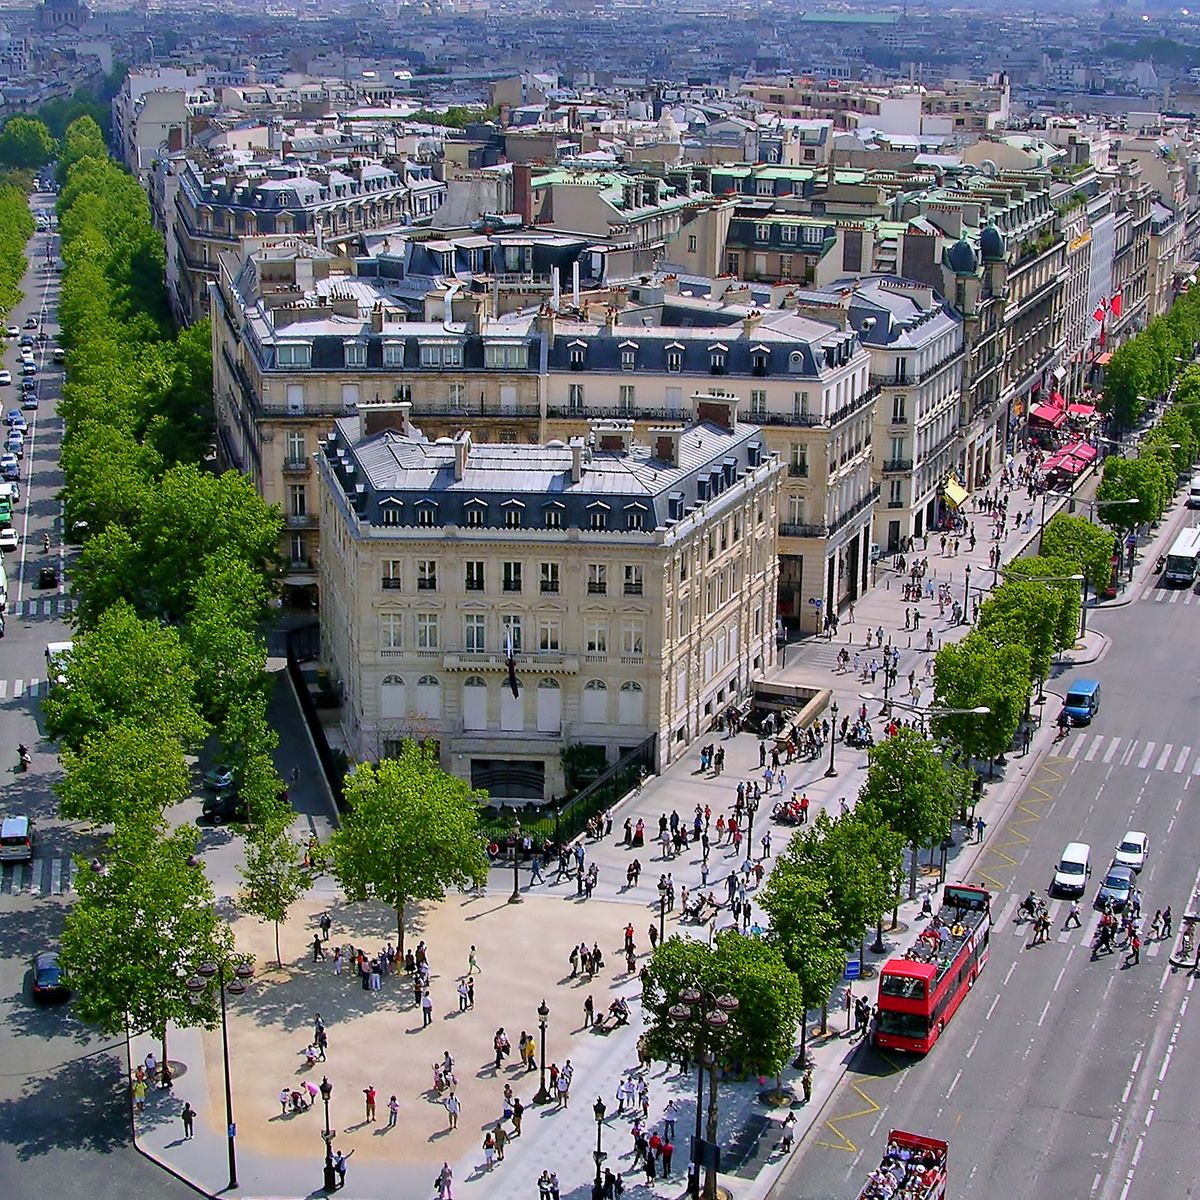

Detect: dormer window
[380,499,402,525]
[485,342,528,369]
[588,503,610,531]
[345,341,367,367]
[789,350,805,373]
[752,350,769,375]
[569,341,587,369]
[416,501,437,527]
[709,344,728,375]
[620,344,637,371]
[503,499,525,528]
[382,340,405,366]
[420,342,463,368]
[755,223,770,241]
[781,225,798,244]
[465,499,487,527]
[666,349,683,373]
[277,342,311,368]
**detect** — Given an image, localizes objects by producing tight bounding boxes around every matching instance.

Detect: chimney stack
[513,162,534,224]
[650,425,682,466]
[569,436,585,483]
[357,398,413,441]
[693,390,737,433]
[454,430,472,480]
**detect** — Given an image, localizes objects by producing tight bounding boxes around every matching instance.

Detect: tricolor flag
[1110,290,1123,318]
[1093,296,1107,323]
[505,628,520,699]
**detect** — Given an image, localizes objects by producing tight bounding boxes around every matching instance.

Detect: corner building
[316,396,783,800]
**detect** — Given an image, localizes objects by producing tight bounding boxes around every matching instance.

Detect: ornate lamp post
[186,959,253,1191]
[592,1097,607,1200]
[658,876,668,941]
[961,564,972,625]
[319,1075,336,1192]
[745,792,759,844]
[825,700,839,778]
[533,1000,551,1104]
[670,986,739,1200]
[509,818,522,904]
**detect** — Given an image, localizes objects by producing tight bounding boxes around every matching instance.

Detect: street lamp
[592,1098,607,1200]
[961,564,972,624]
[319,1076,336,1193]
[533,1000,551,1104]
[508,818,522,904]
[186,959,253,1192]
[658,877,668,942]
[825,700,840,778]
[745,792,759,844]
[670,987,739,1200]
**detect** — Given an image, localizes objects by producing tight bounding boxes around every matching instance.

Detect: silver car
[1095,864,1135,911]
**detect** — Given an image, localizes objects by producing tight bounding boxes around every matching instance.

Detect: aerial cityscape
[2,0,1200,1198]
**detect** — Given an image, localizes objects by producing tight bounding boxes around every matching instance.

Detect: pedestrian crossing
[1148,587,1200,604]
[0,677,48,698]
[5,595,72,618]
[990,892,1163,954]
[1057,731,1200,775]
[0,855,77,896]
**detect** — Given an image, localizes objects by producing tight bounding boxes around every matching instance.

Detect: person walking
[1126,932,1142,966]
[387,1094,399,1127]
[319,911,332,941]
[1064,900,1082,930]
[333,1150,348,1190]
[494,1122,509,1161]
[801,1068,813,1104]
[483,1131,496,1170]
[1163,905,1174,939]
[364,1085,376,1122]
[444,1090,461,1129]
[422,991,434,1027]
[975,817,986,844]
[312,934,326,963]
[180,1102,196,1139]
[437,1162,454,1200]
[512,1096,524,1137]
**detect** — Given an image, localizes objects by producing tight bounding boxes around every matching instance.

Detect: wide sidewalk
[130,472,1167,1200]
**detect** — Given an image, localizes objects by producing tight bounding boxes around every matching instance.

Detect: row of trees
[48,118,290,1061]
[0,180,33,318]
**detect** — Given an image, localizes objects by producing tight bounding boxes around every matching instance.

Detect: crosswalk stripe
[993,894,1020,932]
[1147,940,1162,958]
[1085,737,1103,762]
[1,856,76,896]
[49,858,61,894]
[1175,747,1191,773]
[1138,742,1157,770]
[1157,744,1174,772]
[12,679,23,697]
[1104,737,1121,764]
[1066,734,1084,759]
[1122,740,1138,766]
[1193,753,1200,776]
[1153,590,1165,602]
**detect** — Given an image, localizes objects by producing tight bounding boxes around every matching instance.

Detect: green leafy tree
[60,820,234,1067]
[857,728,967,899]
[1097,455,1166,530]
[42,599,206,752]
[640,931,803,1099]
[329,743,489,954]
[1040,513,1120,595]
[757,838,846,1064]
[1101,337,1155,430]
[1002,554,1084,653]
[977,577,1061,683]
[0,117,56,169]
[240,819,309,967]
[933,633,1030,767]
[56,719,190,827]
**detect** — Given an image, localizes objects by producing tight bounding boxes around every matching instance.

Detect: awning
[942,477,968,509]
[1067,402,1096,418]
[1045,455,1085,476]
[1053,365,1068,381]
[1031,403,1067,427]
[1096,352,1113,366]
[1050,390,1066,407]
[1061,440,1097,464]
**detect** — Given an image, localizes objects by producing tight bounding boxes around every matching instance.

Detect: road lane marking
[1037,999,1051,1026]
[986,994,1000,1020]
[1176,746,1191,773]
[1003,962,1017,985]
[1086,737,1103,762]
[48,858,60,893]
[1138,742,1157,769]
[1067,735,1084,759]
[1156,744,1174,772]
[1104,737,1120,764]
[946,1069,962,1098]
[1054,964,1067,991]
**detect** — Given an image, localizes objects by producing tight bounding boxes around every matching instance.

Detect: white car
[1113,830,1149,873]
[4,326,16,338]
[0,371,11,386]
[0,529,18,552]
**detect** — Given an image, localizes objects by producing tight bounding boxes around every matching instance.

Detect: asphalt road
[0,194,196,1200]
[777,518,1200,1200]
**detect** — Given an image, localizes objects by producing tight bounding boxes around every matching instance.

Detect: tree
[933,633,1030,768]
[328,743,489,955]
[1003,554,1084,654]
[1040,513,1119,595]
[240,818,310,967]
[42,599,206,752]
[60,820,234,1067]
[1101,337,1155,430]
[857,728,966,899]
[0,117,56,169]
[1097,456,1166,530]
[757,839,846,1065]
[640,931,803,1096]
[56,719,189,827]
[976,577,1060,683]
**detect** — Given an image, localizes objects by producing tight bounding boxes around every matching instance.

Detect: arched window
[581,678,608,724]
[415,674,442,720]
[618,680,645,725]
[536,678,561,734]
[380,674,406,720]
[462,675,487,731]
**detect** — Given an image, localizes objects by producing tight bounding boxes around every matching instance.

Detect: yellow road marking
[812,1051,902,1153]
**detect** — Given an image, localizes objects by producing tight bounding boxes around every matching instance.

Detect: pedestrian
[1126,932,1141,965]
[312,934,326,962]
[584,994,594,1027]
[437,1162,454,1200]
[1022,726,1032,756]
[662,1139,674,1176]
[319,911,332,941]
[1150,909,1163,939]
[422,990,434,1027]
[317,1027,328,1059]
[975,817,986,844]
[495,1123,509,1161]
[1162,906,1173,939]
[333,946,343,977]
[333,1150,347,1190]
[445,1091,461,1129]
[1064,900,1082,930]
[801,1068,813,1104]
[511,1096,524,1137]
[468,945,481,975]
[458,979,469,1011]
[663,1099,678,1140]
[387,1094,399,1127]
[364,1084,376,1121]
[483,1131,496,1170]
[181,1101,196,1139]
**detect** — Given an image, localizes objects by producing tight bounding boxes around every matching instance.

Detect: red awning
[1040,453,1066,472]
[1050,390,1066,407]
[1031,403,1067,427]
[1067,402,1096,418]
[1050,456,1086,475]
[1096,352,1113,366]
[1061,440,1098,463]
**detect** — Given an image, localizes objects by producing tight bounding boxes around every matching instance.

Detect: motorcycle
[1156,555,1166,574]
[17,743,29,771]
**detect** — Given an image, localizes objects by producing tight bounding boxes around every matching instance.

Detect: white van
[1189,473,1200,508]
[44,640,72,686]
[1051,841,1092,898]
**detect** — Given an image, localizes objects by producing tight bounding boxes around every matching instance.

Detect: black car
[37,566,57,589]
[32,950,69,1003]
[202,791,248,824]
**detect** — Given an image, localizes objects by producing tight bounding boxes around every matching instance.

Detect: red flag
[1093,304,1105,323]
[1110,290,1123,318]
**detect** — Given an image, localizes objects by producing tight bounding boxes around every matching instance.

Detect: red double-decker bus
[873,884,991,1054]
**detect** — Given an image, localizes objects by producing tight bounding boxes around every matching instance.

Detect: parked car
[0,454,19,480]
[19,335,33,348]
[31,950,70,1003]
[202,791,248,824]
[4,326,17,338]
[6,411,24,429]
[20,393,37,410]
[0,371,11,386]
[202,765,235,791]
[0,529,19,552]
[23,316,36,329]
[20,362,36,376]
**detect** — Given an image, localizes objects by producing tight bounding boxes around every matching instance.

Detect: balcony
[381,578,403,591]
[623,583,644,596]
[282,457,310,476]
[417,578,438,592]
[788,463,809,477]
[828,386,880,426]
[465,581,484,593]
[779,521,827,539]
[540,581,560,594]
[587,583,607,595]
[502,582,522,594]
[882,458,913,473]
[828,484,881,537]
[285,513,316,529]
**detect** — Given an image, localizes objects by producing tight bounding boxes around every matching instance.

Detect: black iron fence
[477,733,657,851]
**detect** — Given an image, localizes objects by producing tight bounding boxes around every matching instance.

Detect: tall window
[380,613,403,651]
[464,613,485,652]
[289,485,306,517]
[382,559,403,590]
[586,620,607,654]
[621,620,645,656]
[448,381,466,409]
[502,561,522,593]
[623,564,643,596]
[417,559,437,591]
[416,613,440,650]
[619,384,635,411]
[286,429,305,465]
[568,383,585,411]
[587,563,607,595]
[501,614,523,652]
[539,620,561,653]
[540,562,559,594]
[465,561,484,592]
[749,389,767,418]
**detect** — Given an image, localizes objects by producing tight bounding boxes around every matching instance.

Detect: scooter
[17,743,29,771]
[1156,555,1166,574]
